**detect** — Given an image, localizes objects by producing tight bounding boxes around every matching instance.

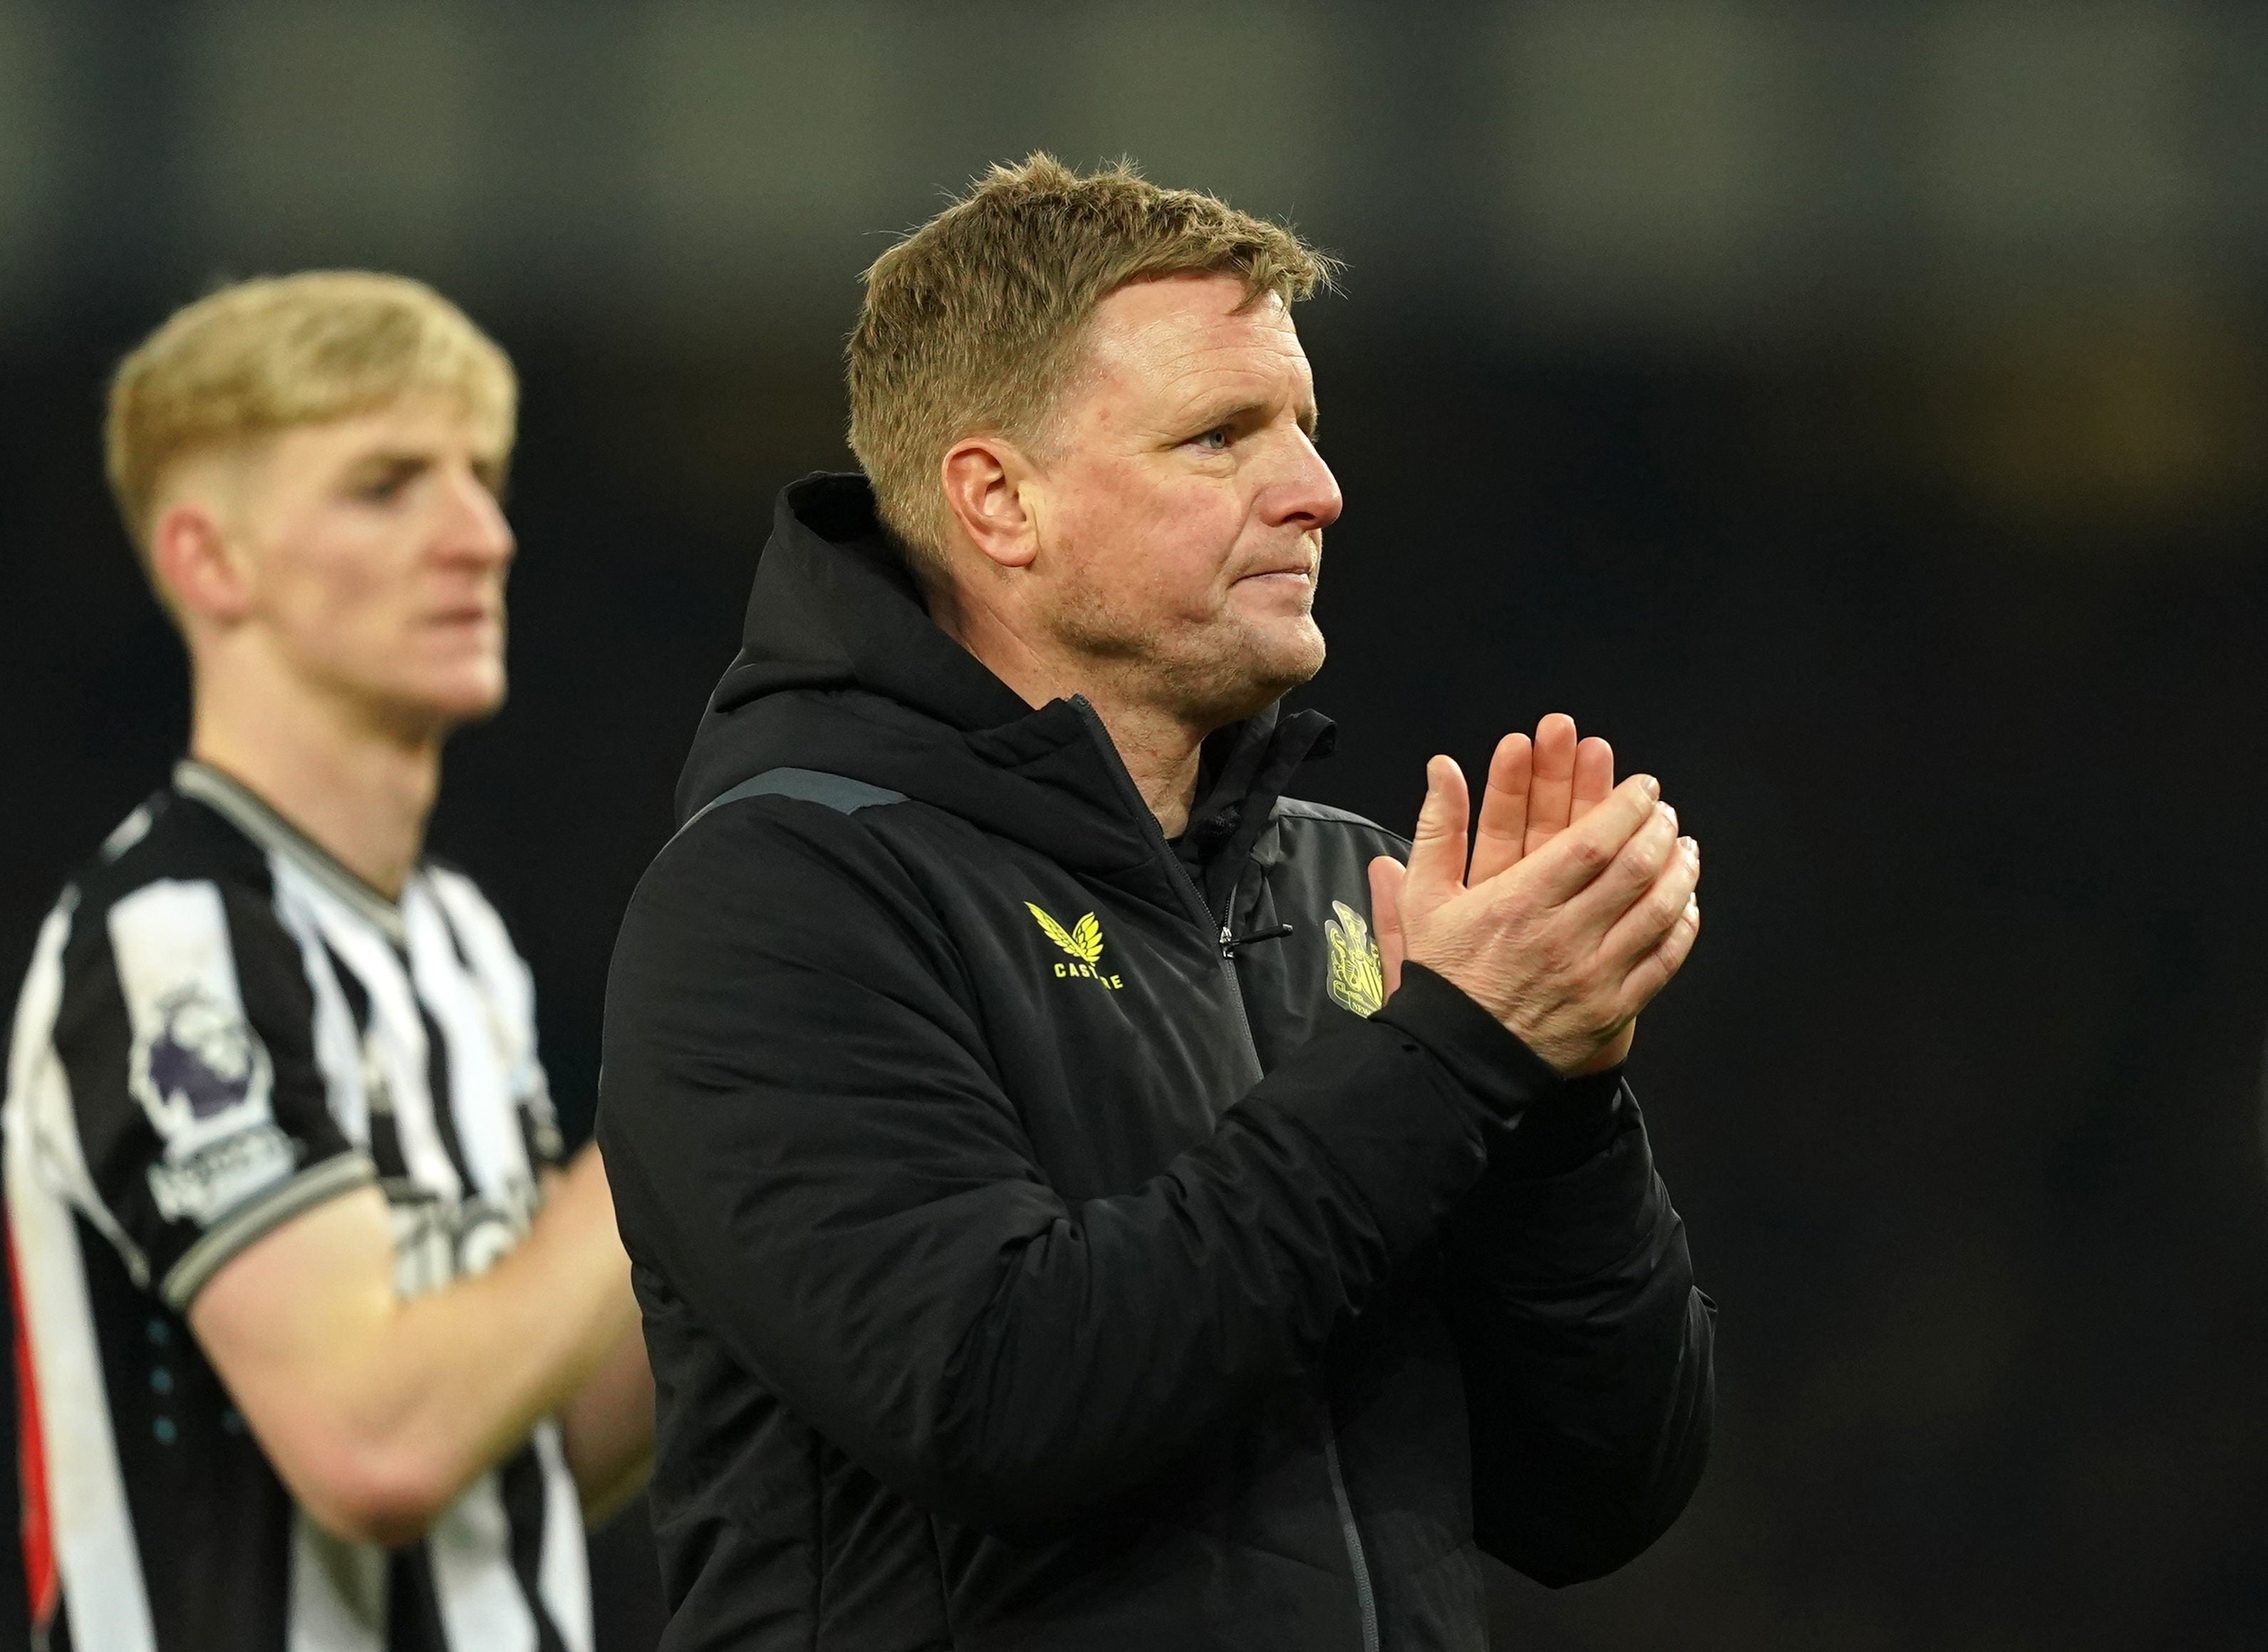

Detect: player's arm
[559,1318,654,1524]
[546,1158,654,1522]
[189,1141,638,1547]
[1372,716,1714,1581]
[1437,1085,1715,1584]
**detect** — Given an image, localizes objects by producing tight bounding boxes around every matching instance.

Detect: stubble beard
[1050,581,1325,733]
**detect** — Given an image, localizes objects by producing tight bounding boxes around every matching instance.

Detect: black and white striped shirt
[4,761,589,1651]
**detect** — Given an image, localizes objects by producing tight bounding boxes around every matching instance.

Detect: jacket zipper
[1070,697,1384,1652]
[1323,1432,1382,1652]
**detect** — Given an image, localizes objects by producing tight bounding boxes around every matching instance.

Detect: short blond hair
[846,154,1336,573]
[105,271,517,562]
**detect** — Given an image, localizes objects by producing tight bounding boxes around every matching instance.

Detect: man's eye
[1192,428,1231,452]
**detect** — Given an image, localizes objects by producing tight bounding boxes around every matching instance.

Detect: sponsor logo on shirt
[1026,903,1123,989]
[1324,900,1385,1017]
[385,1176,542,1298]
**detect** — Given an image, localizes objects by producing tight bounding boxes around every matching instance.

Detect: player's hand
[1466,714,1630,1066]
[1366,717,1700,1076]
[1467,712,1616,885]
[1369,715,1622,995]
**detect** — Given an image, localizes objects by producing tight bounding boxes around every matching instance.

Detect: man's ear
[147,496,254,626]
[939,435,1041,573]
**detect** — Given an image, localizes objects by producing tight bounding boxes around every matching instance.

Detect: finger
[1564,800,1680,935]
[1613,889,1701,1022]
[1367,856,1407,998]
[1523,713,1578,854]
[1402,755,1471,909]
[1516,772,1662,903]
[1596,832,1699,967]
[1468,732,1534,885]
[1569,737,1614,822]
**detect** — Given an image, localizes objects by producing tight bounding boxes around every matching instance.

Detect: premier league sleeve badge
[109,880,302,1230]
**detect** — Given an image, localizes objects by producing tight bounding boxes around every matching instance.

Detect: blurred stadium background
[6,2,2268,1646]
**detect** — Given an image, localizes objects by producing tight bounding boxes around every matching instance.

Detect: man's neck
[1079,692,1206,839]
[928,581,1206,838]
[189,665,443,900]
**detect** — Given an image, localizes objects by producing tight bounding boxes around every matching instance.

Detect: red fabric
[6,1233,57,1633]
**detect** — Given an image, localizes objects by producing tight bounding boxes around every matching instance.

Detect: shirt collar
[172,759,409,944]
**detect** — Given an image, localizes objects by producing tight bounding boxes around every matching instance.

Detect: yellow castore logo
[1026,903,1123,989]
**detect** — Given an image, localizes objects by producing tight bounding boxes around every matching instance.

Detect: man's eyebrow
[1174,395,1266,432]
[341,447,435,474]
[1172,392,1320,437]
[339,446,508,489]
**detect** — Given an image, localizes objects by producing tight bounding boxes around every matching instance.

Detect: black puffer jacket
[597,475,1714,1651]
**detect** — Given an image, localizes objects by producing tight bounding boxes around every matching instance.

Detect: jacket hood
[699,473,1030,738]
[675,474,1333,900]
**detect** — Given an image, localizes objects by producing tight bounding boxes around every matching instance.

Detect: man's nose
[436,468,516,568]
[1261,429,1343,534]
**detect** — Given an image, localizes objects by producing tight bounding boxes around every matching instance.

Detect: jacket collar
[677,474,1335,905]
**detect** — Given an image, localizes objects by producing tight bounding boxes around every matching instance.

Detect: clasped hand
[1367,715,1702,1076]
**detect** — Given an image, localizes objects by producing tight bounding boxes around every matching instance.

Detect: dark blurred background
[6,2,2268,1646]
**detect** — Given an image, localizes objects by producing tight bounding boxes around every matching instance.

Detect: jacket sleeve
[595,804,1565,1537]
[1409,982,1716,1586]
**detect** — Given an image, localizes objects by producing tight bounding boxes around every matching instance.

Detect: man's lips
[417,608,504,647]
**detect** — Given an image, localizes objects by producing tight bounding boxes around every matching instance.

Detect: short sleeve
[53,878,376,1309]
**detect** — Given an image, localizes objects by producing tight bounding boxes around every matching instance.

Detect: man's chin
[435,672,509,725]
[362,673,507,741]
[1255,621,1326,695]
[1181,628,1324,727]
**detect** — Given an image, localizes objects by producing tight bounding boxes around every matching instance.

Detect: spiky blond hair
[105,271,517,568]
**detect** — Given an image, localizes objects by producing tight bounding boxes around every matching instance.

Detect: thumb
[1367,856,1407,998]
[1403,755,1470,910]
